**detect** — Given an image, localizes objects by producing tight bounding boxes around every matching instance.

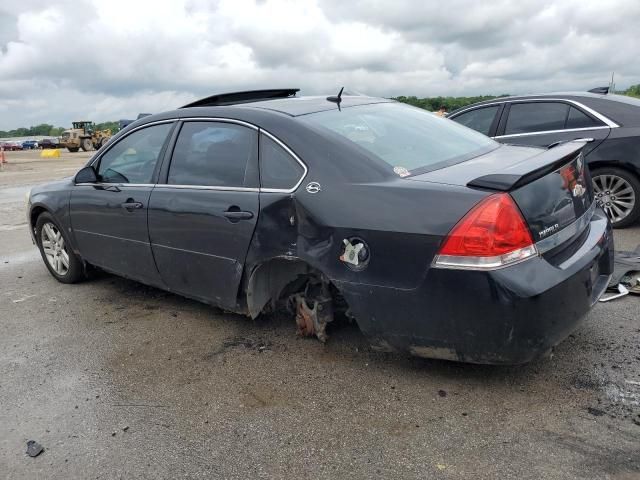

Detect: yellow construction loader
[60,121,112,152]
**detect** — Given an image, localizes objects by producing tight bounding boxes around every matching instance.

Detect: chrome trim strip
[535,201,597,254]
[154,184,259,192]
[450,98,619,129]
[259,130,308,194]
[180,117,259,130]
[494,126,610,139]
[75,182,155,187]
[432,245,539,271]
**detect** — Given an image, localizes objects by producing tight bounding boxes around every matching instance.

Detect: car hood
[31,177,74,197]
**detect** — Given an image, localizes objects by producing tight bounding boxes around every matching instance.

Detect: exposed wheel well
[246,258,315,318]
[246,258,353,340]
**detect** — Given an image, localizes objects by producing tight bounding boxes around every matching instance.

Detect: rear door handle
[121,201,143,210]
[571,137,595,143]
[223,211,254,220]
[223,206,254,222]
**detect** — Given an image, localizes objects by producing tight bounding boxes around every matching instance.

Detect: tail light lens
[434,193,538,270]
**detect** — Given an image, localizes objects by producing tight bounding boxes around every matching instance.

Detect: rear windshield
[302,102,498,176]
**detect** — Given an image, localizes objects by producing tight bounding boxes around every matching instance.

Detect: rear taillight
[433,193,538,270]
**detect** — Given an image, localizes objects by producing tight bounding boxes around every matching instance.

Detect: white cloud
[0,0,638,129]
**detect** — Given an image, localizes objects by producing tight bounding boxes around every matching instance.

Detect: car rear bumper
[336,211,614,365]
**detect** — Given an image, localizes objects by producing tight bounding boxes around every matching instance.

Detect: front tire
[591,167,640,228]
[35,213,85,283]
[80,138,92,151]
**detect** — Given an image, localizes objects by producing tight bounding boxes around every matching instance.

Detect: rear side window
[97,123,173,184]
[260,134,305,190]
[566,107,602,128]
[302,102,497,176]
[451,106,499,135]
[168,122,257,187]
[505,102,569,135]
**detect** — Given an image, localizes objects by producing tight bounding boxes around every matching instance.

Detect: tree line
[2,85,639,138]
[0,121,119,139]
[394,83,640,112]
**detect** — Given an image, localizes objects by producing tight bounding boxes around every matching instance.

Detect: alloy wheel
[592,174,636,224]
[41,222,70,276]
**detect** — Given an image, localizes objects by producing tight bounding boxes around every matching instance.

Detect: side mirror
[75,166,98,184]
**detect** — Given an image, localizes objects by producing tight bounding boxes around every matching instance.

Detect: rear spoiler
[467,143,584,191]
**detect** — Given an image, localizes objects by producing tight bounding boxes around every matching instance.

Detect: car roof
[450,91,640,127]
[460,91,638,106]
[227,95,393,117]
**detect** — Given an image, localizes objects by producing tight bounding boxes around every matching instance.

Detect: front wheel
[592,167,640,228]
[35,213,85,283]
[80,138,92,151]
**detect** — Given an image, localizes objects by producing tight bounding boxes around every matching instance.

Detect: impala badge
[306,182,322,194]
[572,183,585,198]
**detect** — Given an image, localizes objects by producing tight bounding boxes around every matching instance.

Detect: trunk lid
[408,143,594,246]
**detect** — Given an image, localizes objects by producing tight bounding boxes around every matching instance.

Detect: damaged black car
[27,89,614,364]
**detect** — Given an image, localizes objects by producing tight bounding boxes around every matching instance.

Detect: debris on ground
[587,407,606,417]
[25,440,44,457]
[600,248,640,302]
[600,284,629,302]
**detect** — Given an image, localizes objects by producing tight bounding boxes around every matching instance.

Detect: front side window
[168,122,257,187]
[97,123,173,183]
[504,102,569,135]
[302,102,497,176]
[451,106,500,136]
[260,134,305,190]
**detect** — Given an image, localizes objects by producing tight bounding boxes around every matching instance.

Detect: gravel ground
[1,150,639,479]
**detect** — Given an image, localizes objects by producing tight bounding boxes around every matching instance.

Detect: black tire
[591,167,640,228]
[35,212,85,283]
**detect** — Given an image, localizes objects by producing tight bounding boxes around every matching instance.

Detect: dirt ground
[1,149,639,479]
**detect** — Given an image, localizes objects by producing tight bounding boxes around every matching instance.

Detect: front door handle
[121,200,143,211]
[223,206,254,222]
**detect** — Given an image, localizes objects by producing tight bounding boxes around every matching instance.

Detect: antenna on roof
[327,87,344,109]
[609,72,615,94]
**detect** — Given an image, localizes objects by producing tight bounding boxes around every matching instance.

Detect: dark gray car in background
[448,91,640,228]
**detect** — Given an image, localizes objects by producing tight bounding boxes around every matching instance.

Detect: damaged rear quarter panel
[243,121,489,330]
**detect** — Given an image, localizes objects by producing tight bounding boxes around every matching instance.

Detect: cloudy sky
[1,0,639,130]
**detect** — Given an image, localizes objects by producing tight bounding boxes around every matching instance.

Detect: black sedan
[448,90,640,228]
[26,89,614,364]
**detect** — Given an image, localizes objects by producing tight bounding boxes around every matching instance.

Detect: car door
[148,120,260,309]
[493,101,610,154]
[449,104,503,137]
[70,121,175,286]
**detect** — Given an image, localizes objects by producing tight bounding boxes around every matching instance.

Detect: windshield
[302,102,498,176]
